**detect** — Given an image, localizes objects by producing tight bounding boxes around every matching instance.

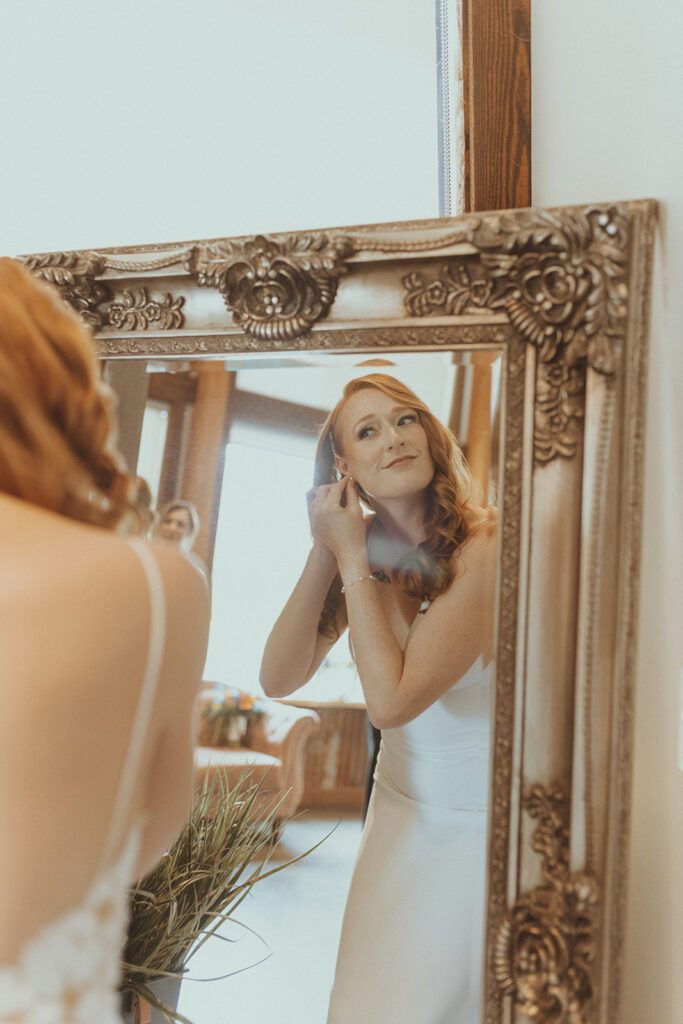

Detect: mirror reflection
[106,349,503,1021]
[109,353,501,703]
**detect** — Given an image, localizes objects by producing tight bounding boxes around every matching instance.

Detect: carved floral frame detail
[19,200,655,1024]
[24,205,636,469]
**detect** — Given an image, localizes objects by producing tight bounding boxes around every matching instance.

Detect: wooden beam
[181,363,236,570]
[229,389,328,437]
[462,0,531,211]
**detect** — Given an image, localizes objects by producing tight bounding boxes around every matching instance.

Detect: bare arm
[136,544,211,877]
[313,478,497,729]
[342,526,496,728]
[259,541,347,697]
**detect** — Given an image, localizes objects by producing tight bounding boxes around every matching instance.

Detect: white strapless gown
[327,655,492,1024]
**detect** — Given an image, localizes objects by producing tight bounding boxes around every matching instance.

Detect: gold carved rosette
[403,205,631,463]
[22,250,111,330]
[20,250,188,335]
[494,786,599,1024]
[106,288,185,331]
[190,233,354,342]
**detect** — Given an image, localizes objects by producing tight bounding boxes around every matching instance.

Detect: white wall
[3,3,678,1017]
[532,5,683,1022]
[0,0,438,255]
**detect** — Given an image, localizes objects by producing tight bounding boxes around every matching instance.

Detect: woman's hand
[306,476,366,564]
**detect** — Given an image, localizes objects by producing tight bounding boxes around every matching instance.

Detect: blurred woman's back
[0,259,209,1022]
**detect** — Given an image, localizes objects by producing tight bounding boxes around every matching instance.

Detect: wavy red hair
[0,258,143,531]
[314,373,481,637]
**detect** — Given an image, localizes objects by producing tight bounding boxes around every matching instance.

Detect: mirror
[106,350,503,710]
[21,198,656,1024]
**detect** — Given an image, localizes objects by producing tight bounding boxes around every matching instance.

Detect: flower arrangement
[121,767,316,1023]
[202,683,266,747]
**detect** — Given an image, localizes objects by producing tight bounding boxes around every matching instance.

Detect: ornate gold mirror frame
[22,199,655,1024]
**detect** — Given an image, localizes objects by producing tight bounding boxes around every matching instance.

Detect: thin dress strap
[99,537,166,866]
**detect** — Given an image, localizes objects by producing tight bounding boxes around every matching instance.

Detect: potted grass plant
[120,767,315,1024]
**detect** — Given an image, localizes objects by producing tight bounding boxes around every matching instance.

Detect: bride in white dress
[260,373,497,1023]
[0,259,210,1023]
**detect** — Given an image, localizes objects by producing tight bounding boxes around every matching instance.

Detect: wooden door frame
[438,0,531,212]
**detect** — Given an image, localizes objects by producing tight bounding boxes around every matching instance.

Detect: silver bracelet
[341,573,377,593]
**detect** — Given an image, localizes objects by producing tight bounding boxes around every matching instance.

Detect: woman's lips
[385,455,416,468]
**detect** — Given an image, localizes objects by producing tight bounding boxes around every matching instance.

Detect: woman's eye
[398,413,417,426]
[358,425,375,440]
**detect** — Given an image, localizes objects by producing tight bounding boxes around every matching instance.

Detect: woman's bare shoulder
[466,505,498,551]
[78,534,210,664]
[443,506,498,585]
[143,538,210,605]
[144,541,211,660]
[471,504,499,530]
[8,498,206,598]
[458,505,498,550]
[0,501,208,682]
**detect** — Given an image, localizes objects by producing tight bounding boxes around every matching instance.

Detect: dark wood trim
[229,389,328,437]
[149,371,197,508]
[147,372,196,405]
[207,371,236,572]
[461,0,531,211]
[301,787,364,811]
[294,703,368,811]
[157,402,187,508]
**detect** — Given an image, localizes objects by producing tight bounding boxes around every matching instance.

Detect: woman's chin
[369,482,431,505]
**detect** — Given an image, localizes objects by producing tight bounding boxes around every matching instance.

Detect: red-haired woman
[261,373,497,1022]
[0,259,209,1023]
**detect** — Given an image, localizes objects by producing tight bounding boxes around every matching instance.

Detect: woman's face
[334,388,435,501]
[159,507,193,544]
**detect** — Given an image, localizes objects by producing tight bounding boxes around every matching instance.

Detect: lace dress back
[0,538,166,1024]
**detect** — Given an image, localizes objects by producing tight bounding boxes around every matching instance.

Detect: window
[204,426,363,705]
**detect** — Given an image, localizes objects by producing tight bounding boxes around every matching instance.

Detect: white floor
[176,810,363,1024]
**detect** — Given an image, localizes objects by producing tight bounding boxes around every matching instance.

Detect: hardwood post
[181,363,235,569]
[461,0,531,211]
